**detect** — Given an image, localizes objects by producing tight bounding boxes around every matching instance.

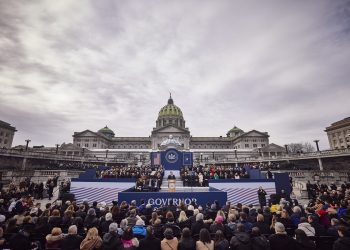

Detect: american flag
[153,153,161,165]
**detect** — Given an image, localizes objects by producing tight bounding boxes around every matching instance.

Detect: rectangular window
[93,144,97,147]
[85,139,89,142]
[253,144,257,148]
[77,143,80,147]
[5,133,8,137]
[261,144,265,147]
[245,144,249,148]
[253,139,256,142]
[85,143,89,147]
[4,139,7,144]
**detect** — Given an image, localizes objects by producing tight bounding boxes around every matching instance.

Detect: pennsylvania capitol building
[71,95,285,162]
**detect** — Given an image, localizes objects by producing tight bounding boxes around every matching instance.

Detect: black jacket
[178,237,196,250]
[251,235,270,250]
[101,232,121,250]
[230,232,252,250]
[268,234,297,250]
[139,235,161,250]
[61,234,83,250]
[10,231,31,250]
[333,237,350,250]
[253,221,271,235]
[215,239,229,250]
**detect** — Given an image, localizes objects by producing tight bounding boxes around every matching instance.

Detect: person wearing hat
[161,228,178,250]
[268,222,296,250]
[209,216,225,234]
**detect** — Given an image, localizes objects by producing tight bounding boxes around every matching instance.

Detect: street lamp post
[314,140,320,152]
[284,144,289,155]
[234,149,238,167]
[25,139,31,151]
[55,144,59,154]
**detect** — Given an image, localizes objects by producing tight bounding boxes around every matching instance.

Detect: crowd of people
[27,159,99,170]
[0,168,350,250]
[0,182,349,250]
[180,165,250,187]
[96,165,165,192]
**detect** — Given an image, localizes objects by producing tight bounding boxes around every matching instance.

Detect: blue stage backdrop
[118,188,226,207]
[151,149,193,170]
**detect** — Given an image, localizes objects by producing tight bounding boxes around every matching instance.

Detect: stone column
[318,157,324,171]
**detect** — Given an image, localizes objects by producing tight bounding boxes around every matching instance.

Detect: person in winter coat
[196,228,214,250]
[297,217,315,237]
[121,226,139,250]
[253,214,271,235]
[333,226,350,250]
[294,229,316,250]
[191,213,209,236]
[178,227,196,250]
[214,230,229,250]
[139,226,161,250]
[45,227,64,249]
[132,219,147,238]
[101,223,121,250]
[80,227,103,250]
[230,224,252,250]
[61,225,83,250]
[210,216,225,234]
[268,222,296,250]
[257,187,267,208]
[251,227,270,250]
[161,228,178,250]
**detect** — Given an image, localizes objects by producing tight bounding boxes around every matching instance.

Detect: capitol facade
[71,95,284,162]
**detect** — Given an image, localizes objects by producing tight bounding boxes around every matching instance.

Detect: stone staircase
[160,170,209,192]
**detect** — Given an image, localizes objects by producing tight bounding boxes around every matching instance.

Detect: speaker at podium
[168,179,176,192]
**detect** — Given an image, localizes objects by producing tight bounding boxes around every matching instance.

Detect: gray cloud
[0,0,349,149]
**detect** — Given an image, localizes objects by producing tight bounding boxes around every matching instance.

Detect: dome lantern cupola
[227,126,244,138]
[156,94,186,129]
[98,125,115,138]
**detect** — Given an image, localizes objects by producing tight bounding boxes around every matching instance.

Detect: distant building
[325,117,350,149]
[0,120,17,148]
[72,95,271,158]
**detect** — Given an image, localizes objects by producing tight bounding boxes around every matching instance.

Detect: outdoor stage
[70,148,290,206]
[69,168,290,206]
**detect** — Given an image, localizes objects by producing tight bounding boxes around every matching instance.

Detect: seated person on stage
[168,171,176,180]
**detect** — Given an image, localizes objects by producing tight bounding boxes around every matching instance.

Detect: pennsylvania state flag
[183,152,193,165]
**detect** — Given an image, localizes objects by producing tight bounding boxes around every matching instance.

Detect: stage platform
[69,164,291,206]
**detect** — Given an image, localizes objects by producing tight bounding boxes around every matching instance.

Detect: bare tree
[287,142,315,153]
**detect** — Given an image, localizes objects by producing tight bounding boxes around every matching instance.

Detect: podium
[168,179,176,192]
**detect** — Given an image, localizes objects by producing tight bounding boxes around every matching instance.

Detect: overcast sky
[1,0,350,149]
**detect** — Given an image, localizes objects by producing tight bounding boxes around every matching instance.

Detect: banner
[118,189,227,207]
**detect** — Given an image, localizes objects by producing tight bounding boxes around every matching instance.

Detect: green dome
[98,126,115,137]
[227,126,243,135]
[158,95,183,118]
